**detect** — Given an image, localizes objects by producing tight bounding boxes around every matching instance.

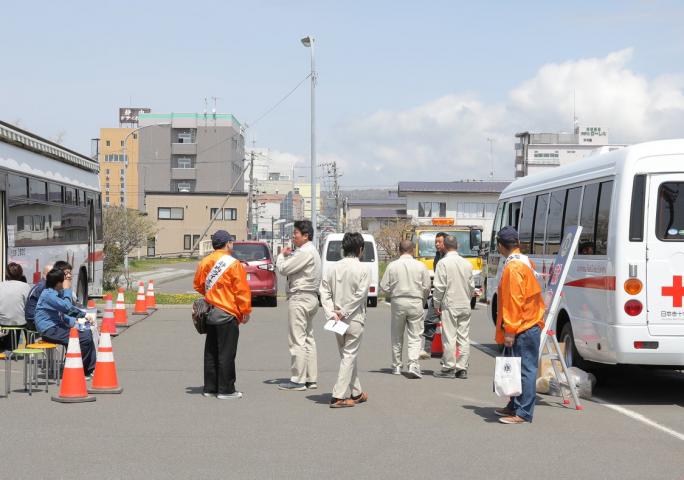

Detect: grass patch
[128,257,197,272]
[101,289,200,305]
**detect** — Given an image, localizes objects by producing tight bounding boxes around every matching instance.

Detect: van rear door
[646,174,684,336]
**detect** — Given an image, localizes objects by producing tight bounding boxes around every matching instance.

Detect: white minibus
[486,140,684,368]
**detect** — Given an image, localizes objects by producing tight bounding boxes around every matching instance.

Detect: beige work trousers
[390,297,425,368]
[332,319,364,399]
[287,293,318,384]
[440,306,471,371]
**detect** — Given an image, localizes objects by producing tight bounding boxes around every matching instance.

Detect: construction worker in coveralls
[276,220,322,391]
[319,232,370,408]
[380,239,431,378]
[494,226,545,424]
[432,235,474,379]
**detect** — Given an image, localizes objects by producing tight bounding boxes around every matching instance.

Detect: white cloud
[321,48,684,187]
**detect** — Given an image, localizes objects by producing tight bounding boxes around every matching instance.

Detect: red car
[232,241,277,307]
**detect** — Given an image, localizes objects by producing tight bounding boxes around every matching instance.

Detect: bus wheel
[470,297,477,310]
[560,322,587,370]
[76,268,88,307]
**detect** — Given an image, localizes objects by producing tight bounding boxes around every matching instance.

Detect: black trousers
[203,311,240,395]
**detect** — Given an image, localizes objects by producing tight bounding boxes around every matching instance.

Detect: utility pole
[247,150,255,239]
[487,137,495,180]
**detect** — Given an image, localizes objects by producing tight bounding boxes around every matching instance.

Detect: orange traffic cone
[114,288,128,326]
[51,327,96,403]
[133,281,148,315]
[88,330,123,394]
[146,280,157,310]
[431,322,443,357]
[101,294,117,336]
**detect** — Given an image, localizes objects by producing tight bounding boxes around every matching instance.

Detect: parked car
[231,241,277,307]
[321,233,380,307]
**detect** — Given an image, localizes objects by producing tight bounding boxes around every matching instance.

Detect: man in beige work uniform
[432,235,474,379]
[320,232,370,408]
[380,240,431,378]
[276,220,321,391]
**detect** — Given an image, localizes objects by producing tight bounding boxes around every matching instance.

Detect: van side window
[491,202,507,247]
[518,196,536,254]
[545,190,566,255]
[563,187,582,234]
[595,181,613,255]
[532,193,549,255]
[509,202,521,230]
[579,183,599,254]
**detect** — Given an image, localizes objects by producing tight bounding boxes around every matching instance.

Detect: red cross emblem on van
[662,276,684,308]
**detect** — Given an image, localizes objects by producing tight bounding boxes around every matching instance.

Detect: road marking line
[593,397,684,442]
[473,341,684,442]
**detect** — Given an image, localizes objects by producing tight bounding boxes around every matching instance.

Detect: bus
[406,219,483,308]
[0,120,103,304]
[486,139,684,368]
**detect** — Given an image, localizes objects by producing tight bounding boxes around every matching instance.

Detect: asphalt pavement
[2,301,683,479]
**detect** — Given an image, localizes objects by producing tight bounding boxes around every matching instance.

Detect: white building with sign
[514,125,626,178]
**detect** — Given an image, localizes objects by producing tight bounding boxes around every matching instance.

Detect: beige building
[99,127,140,209]
[145,192,248,257]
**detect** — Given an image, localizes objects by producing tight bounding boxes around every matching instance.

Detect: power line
[248,73,312,128]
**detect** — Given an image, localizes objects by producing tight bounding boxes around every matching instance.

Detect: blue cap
[211,230,233,248]
[496,226,519,244]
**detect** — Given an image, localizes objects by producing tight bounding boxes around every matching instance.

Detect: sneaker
[85,374,93,381]
[407,364,422,379]
[351,392,368,404]
[278,381,306,391]
[202,392,216,398]
[433,369,456,378]
[499,415,527,424]
[330,398,355,408]
[419,351,430,360]
[217,392,243,400]
[495,407,515,417]
[305,382,318,390]
[392,366,402,375]
[455,369,468,379]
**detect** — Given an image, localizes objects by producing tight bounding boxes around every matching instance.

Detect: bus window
[532,193,549,255]
[563,187,582,234]
[546,190,566,255]
[579,183,599,255]
[518,196,536,254]
[595,181,613,255]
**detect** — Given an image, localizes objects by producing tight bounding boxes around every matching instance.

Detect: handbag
[191,298,212,335]
[493,347,522,397]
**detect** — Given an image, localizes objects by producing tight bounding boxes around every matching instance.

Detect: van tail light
[369,286,376,293]
[624,300,643,316]
[258,264,275,272]
[624,278,643,295]
[634,341,658,349]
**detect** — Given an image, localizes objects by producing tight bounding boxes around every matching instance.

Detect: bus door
[647,174,684,336]
[87,198,96,282]
[0,190,5,280]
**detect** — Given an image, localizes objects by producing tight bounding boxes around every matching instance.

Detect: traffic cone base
[52,328,97,403]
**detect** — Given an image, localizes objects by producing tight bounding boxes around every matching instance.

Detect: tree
[374,220,412,260]
[103,207,158,288]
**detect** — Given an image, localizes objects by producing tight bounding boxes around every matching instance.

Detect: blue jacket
[24,279,46,322]
[34,288,85,333]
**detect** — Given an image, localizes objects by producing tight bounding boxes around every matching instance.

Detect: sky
[2,0,684,188]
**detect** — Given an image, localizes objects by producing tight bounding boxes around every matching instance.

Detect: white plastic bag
[548,367,596,399]
[494,351,522,397]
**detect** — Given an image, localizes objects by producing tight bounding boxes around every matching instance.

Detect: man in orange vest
[193,230,252,400]
[494,226,545,424]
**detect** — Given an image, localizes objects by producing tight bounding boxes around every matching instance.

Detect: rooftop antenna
[203,97,208,128]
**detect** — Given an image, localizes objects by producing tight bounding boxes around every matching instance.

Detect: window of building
[518,196,536,254]
[120,196,124,205]
[595,181,613,255]
[133,133,137,139]
[8,175,27,198]
[120,169,125,175]
[106,169,110,175]
[147,237,156,257]
[174,181,194,193]
[193,234,200,247]
[184,234,192,250]
[176,131,194,143]
[532,193,549,255]
[224,208,237,220]
[106,140,111,147]
[29,179,47,201]
[158,207,184,220]
[545,190,566,255]
[120,140,124,147]
[49,182,65,203]
[210,208,223,220]
[106,183,110,189]
[579,183,599,255]
[418,201,446,218]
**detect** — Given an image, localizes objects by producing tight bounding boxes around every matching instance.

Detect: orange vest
[495,249,545,344]
[193,250,252,322]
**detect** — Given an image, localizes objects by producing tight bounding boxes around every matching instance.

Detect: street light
[301,35,317,240]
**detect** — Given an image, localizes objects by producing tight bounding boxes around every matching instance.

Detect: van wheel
[560,322,587,370]
[368,297,378,308]
[470,297,477,310]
